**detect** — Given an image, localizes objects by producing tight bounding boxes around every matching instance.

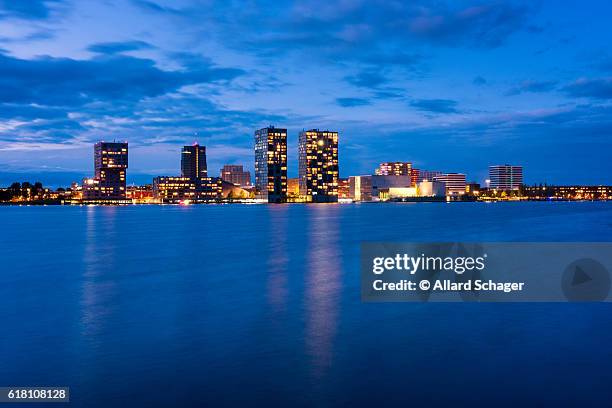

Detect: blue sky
[0,0,611,185]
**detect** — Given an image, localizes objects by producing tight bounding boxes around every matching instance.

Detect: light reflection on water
[1,202,612,406]
[305,206,341,380]
[266,206,289,313]
[81,206,118,338]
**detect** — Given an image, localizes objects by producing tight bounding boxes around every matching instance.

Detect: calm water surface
[1,202,612,406]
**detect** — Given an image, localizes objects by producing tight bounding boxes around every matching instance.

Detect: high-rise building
[220,165,251,187]
[298,129,339,203]
[255,126,287,203]
[181,144,207,180]
[434,173,466,196]
[375,162,412,176]
[489,165,523,190]
[417,170,442,183]
[83,141,128,201]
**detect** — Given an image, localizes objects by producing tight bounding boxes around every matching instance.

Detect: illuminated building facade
[410,168,419,187]
[298,129,339,203]
[418,180,447,197]
[83,141,128,201]
[220,164,251,187]
[349,175,372,202]
[181,144,207,179]
[489,165,523,190]
[371,175,412,200]
[153,176,221,203]
[522,185,611,200]
[255,126,287,203]
[338,178,350,199]
[434,173,466,196]
[153,177,198,201]
[287,178,300,199]
[375,162,412,176]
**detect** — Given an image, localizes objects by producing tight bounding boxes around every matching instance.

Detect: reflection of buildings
[220,164,251,187]
[255,126,287,203]
[153,144,222,203]
[434,173,466,196]
[305,206,340,379]
[298,129,339,203]
[266,206,289,312]
[489,165,523,190]
[83,141,129,202]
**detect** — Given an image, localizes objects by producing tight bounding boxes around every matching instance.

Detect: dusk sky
[0,0,611,185]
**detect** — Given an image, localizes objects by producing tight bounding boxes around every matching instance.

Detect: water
[1,202,611,406]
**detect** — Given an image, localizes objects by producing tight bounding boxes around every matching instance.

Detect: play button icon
[562,258,610,301]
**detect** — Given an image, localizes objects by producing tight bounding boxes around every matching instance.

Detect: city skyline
[0,1,611,185]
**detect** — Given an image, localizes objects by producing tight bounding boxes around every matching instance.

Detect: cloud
[408,3,530,48]
[336,97,371,107]
[0,0,63,20]
[344,70,388,89]
[131,0,185,15]
[410,98,459,114]
[180,1,534,69]
[0,52,244,107]
[473,76,487,86]
[87,41,154,54]
[506,80,557,95]
[562,78,612,100]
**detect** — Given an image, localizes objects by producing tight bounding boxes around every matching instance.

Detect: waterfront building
[181,144,207,179]
[522,185,611,200]
[489,165,523,190]
[434,173,466,196]
[287,178,300,199]
[371,175,412,199]
[417,170,442,183]
[349,176,372,202]
[298,129,339,203]
[221,180,251,200]
[127,184,154,203]
[83,141,128,201]
[379,187,418,200]
[410,168,419,187]
[153,177,198,202]
[375,162,412,176]
[220,165,251,187]
[466,182,481,195]
[338,178,350,199]
[255,126,287,203]
[418,180,446,197]
[153,176,222,203]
